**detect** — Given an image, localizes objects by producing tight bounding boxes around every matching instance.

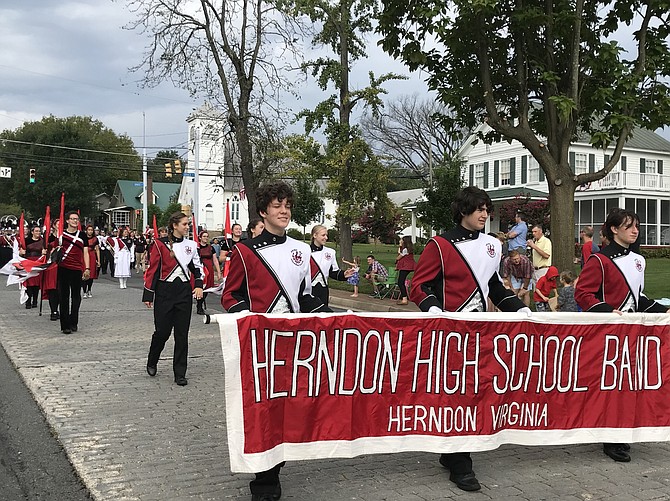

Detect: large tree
[378,0,670,272]
[0,116,139,218]
[292,0,402,260]
[125,0,307,218]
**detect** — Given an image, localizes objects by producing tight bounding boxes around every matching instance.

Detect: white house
[458,124,670,246]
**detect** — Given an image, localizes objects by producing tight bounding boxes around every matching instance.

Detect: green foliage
[416,160,463,232]
[149,150,183,183]
[286,228,304,240]
[376,0,670,273]
[357,202,405,244]
[159,202,183,228]
[0,203,24,219]
[0,116,140,219]
[291,175,324,230]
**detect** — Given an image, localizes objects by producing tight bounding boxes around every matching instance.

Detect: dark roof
[486,187,548,201]
[576,127,670,153]
[115,180,180,211]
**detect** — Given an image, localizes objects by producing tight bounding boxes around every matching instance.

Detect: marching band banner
[211,312,670,473]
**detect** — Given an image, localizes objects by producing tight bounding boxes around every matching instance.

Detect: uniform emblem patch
[325,253,332,261]
[291,249,303,266]
[185,246,192,255]
[486,243,496,258]
[635,258,642,272]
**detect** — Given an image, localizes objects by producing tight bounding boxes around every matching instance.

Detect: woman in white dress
[108,226,134,288]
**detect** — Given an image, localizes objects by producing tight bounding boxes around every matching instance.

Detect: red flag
[152,214,158,238]
[58,192,65,237]
[77,209,81,231]
[43,206,51,249]
[18,212,25,249]
[223,199,232,278]
[225,198,232,239]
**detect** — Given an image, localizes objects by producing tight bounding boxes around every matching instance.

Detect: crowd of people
[2,182,669,501]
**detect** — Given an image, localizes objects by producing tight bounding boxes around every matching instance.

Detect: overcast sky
[0,1,429,160]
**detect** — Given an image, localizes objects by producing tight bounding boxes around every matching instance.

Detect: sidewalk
[0,274,669,500]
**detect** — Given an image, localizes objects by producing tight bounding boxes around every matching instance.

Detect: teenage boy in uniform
[410,186,530,492]
[222,181,329,501]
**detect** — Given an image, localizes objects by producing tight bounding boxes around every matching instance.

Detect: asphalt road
[0,344,90,501]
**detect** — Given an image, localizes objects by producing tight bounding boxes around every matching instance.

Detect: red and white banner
[212,312,670,473]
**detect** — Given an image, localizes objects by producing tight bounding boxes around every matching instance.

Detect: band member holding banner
[196,230,220,315]
[44,220,60,320]
[410,186,530,492]
[222,181,329,501]
[56,211,90,334]
[143,212,204,386]
[575,208,668,462]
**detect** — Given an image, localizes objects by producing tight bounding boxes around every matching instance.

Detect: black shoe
[449,472,481,491]
[25,302,32,309]
[146,365,157,377]
[175,376,188,386]
[32,301,37,308]
[251,486,281,501]
[50,313,58,321]
[196,307,205,315]
[62,328,72,334]
[71,326,78,333]
[603,444,631,462]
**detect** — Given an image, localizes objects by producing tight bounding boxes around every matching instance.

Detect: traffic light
[29,168,36,184]
[174,159,182,174]
[165,162,172,178]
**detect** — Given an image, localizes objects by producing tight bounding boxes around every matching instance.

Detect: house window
[112,211,130,227]
[231,196,240,222]
[528,157,540,183]
[661,200,670,245]
[645,159,657,174]
[500,159,511,186]
[474,163,485,187]
[574,153,588,175]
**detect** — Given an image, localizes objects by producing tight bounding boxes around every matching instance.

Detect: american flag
[239,186,246,201]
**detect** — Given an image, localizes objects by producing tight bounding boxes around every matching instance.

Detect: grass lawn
[325,241,670,302]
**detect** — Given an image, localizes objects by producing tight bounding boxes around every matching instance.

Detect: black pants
[100,250,114,275]
[58,266,82,331]
[26,285,40,306]
[440,452,472,475]
[46,289,59,314]
[250,463,284,496]
[397,270,411,299]
[147,280,193,378]
[82,278,94,293]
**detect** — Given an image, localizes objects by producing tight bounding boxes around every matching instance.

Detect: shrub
[287,228,304,240]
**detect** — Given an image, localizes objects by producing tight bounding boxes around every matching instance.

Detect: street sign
[183,172,195,177]
[0,167,11,178]
[133,182,144,187]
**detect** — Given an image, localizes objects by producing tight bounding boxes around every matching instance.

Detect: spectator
[533,265,559,311]
[580,226,599,267]
[557,271,578,312]
[394,236,415,305]
[506,212,528,254]
[527,224,552,282]
[501,249,534,307]
[342,256,361,297]
[247,218,265,238]
[364,254,388,298]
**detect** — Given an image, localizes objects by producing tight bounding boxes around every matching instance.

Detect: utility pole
[142,112,148,232]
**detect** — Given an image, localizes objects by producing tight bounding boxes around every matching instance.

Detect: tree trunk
[338,215,353,262]
[236,120,257,220]
[547,181,577,275]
